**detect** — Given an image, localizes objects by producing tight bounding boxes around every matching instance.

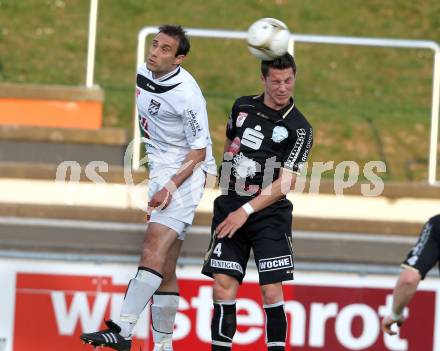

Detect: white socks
[118,267,163,338]
[151,292,180,348]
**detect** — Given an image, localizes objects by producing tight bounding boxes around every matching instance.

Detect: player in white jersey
[80,25,216,351]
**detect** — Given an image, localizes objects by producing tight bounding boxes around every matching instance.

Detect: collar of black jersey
[254,94,295,118]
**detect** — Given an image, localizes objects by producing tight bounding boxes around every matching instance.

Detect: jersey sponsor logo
[258,255,293,272]
[271,126,288,143]
[210,259,243,274]
[236,112,248,127]
[187,109,202,136]
[232,152,258,179]
[284,128,306,169]
[300,128,313,163]
[411,223,432,256]
[241,125,264,150]
[148,99,161,116]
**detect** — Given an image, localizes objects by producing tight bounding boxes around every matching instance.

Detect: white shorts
[147,167,206,240]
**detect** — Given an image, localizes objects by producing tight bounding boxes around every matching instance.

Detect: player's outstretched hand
[216,208,248,239]
[382,315,404,335]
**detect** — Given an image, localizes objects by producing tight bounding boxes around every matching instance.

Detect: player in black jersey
[382,214,440,335]
[202,53,313,351]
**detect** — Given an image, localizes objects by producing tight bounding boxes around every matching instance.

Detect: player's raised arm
[382,215,440,336]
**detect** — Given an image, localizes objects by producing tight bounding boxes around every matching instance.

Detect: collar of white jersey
[148,65,181,82]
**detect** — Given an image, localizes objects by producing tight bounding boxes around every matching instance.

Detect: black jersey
[403,214,440,279]
[220,94,313,197]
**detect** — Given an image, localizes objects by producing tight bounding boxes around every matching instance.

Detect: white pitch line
[0,216,146,231]
[0,216,416,244]
[293,231,417,244]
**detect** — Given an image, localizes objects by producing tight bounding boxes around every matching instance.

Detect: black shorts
[201,195,294,285]
[402,215,440,279]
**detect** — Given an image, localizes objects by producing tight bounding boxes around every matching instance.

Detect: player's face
[147,32,185,78]
[262,67,295,110]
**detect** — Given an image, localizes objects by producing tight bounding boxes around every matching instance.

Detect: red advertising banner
[11,271,437,351]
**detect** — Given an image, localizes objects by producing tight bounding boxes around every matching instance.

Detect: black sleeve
[282,126,313,173]
[402,215,440,279]
[225,100,239,140]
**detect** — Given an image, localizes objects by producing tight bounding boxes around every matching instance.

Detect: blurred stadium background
[0,0,440,350]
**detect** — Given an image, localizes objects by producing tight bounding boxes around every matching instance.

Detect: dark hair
[158,24,190,56]
[261,53,296,77]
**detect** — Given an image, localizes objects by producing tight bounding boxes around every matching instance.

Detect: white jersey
[136,64,216,176]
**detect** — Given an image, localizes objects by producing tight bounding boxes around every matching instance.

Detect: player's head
[261,53,296,77]
[260,53,296,109]
[158,24,191,56]
[147,25,190,77]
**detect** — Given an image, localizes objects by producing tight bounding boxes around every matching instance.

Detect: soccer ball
[247,18,290,61]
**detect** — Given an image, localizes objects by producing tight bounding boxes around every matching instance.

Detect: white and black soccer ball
[247,18,291,61]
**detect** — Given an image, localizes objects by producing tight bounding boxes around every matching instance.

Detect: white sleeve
[183,92,211,149]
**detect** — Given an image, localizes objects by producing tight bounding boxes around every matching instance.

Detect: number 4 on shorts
[213,243,222,257]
